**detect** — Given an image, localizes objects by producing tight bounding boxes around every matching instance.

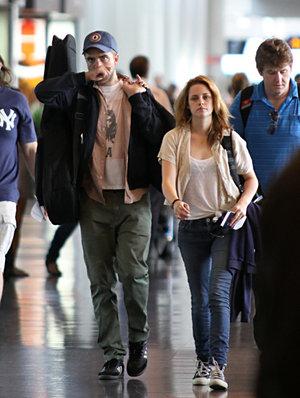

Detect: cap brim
[82,44,114,54]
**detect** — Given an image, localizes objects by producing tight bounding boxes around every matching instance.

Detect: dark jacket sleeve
[35,72,87,109]
[128,90,175,146]
[127,90,175,192]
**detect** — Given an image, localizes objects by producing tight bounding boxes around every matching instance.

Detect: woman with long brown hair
[158,75,258,390]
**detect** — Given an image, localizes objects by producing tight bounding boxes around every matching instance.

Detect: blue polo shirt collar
[253,79,298,103]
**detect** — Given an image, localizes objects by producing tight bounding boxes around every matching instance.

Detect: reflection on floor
[0,207,259,398]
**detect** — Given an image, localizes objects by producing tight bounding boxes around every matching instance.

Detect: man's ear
[114,53,119,64]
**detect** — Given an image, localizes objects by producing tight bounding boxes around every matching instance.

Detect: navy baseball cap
[82,30,119,54]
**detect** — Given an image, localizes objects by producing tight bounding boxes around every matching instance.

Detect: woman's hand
[229,198,248,227]
[230,171,258,227]
[173,200,190,220]
[229,169,258,227]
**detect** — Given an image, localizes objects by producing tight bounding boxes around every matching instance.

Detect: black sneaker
[98,358,124,380]
[193,359,210,385]
[127,341,148,377]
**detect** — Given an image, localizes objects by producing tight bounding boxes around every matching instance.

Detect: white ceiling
[251,0,300,17]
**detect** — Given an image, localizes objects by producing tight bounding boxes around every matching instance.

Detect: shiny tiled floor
[0,204,259,398]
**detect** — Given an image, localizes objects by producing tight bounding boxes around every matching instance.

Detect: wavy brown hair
[255,38,293,75]
[0,55,12,87]
[174,75,231,145]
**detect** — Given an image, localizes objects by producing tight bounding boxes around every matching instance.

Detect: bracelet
[171,198,180,208]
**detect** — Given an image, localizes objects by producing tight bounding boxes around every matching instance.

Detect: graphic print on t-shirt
[94,81,127,190]
[0,109,17,131]
[105,108,117,158]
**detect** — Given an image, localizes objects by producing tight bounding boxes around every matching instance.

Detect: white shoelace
[195,360,210,377]
[211,358,225,379]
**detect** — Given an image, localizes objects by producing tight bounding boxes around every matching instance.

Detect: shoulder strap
[221,133,243,193]
[240,85,254,128]
[73,89,88,181]
[221,132,264,200]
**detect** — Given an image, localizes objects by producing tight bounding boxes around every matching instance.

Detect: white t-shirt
[183,156,220,219]
[99,82,127,189]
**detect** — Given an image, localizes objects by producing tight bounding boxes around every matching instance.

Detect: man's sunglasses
[267,110,279,135]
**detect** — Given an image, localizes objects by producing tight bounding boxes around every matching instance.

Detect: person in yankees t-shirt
[0,55,37,302]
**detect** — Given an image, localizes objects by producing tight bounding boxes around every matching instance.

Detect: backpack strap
[73,90,88,183]
[240,83,299,127]
[240,85,254,128]
[221,132,243,193]
[221,131,264,200]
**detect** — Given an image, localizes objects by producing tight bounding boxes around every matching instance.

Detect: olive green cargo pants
[79,190,151,360]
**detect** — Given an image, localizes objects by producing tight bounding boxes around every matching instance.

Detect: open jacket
[35,71,175,195]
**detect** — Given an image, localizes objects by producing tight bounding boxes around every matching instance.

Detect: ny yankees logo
[0,109,17,131]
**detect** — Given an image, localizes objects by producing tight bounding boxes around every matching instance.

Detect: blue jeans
[178,218,232,366]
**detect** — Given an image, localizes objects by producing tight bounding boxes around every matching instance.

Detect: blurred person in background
[166,82,179,110]
[45,222,77,277]
[129,55,172,113]
[0,55,37,301]
[154,74,167,92]
[227,72,250,104]
[129,55,175,261]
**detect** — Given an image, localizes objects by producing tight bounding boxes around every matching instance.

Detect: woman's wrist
[238,195,251,207]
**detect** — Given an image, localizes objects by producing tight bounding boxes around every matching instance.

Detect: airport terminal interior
[0,201,258,397]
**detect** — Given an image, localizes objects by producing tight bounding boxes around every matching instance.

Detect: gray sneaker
[209,358,228,390]
[193,360,210,385]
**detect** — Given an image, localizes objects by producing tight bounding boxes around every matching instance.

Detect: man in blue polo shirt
[230,38,300,195]
[230,38,300,351]
[0,55,37,302]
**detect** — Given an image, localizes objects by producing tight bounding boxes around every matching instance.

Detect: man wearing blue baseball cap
[35,30,174,380]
